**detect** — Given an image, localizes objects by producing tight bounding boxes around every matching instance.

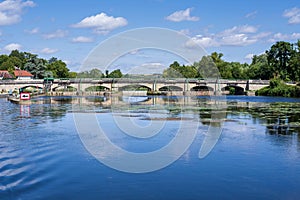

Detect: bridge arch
[222,85,245,95]
[85,85,110,92]
[20,85,43,92]
[158,85,183,91]
[52,85,77,92]
[118,84,151,91]
[190,85,214,91]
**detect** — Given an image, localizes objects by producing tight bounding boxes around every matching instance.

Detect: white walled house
[14,70,34,80]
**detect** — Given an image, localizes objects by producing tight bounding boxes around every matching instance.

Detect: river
[0,95,300,199]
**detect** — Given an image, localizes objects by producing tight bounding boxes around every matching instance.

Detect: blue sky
[0,0,299,73]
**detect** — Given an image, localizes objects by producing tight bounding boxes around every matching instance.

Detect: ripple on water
[0,140,65,199]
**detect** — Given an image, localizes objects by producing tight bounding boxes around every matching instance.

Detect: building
[0,70,13,79]
[14,70,34,80]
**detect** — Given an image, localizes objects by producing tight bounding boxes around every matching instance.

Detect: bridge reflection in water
[18,95,300,136]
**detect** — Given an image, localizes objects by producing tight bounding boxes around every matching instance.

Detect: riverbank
[255,79,300,98]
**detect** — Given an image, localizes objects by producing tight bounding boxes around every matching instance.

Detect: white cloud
[4,43,22,52]
[43,29,68,39]
[185,25,259,48]
[25,27,39,34]
[283,7,300,24]
[221,34,257,46]
[245,53,254,60]
[72,36,93,43]
[141,62,164,68]
[252,32,272,39]
[40,47,58,54]
[178,29,191,36]
[245,11,257,19]
[72,12,127,34]
[130,62,166,74]
[165,8,199,22]
[0,0,35,26]
[220,25,258,35]
[185,35,218,48]
[269,32,300,42]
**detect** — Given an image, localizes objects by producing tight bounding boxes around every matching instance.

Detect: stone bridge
[0,78,270,95]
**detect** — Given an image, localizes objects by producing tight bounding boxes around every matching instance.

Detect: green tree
[23,52,38,62]
[230,62,247,79]
[47,60,69,78]
[195,56,219,78]
[89,68,103,78]
[162,61,183,78]
[163,61,200,78]
[24,57,47,78]
[68,72,77,78]
[162,67,183,78]
[48,57,58,64]
[169,61,181,71]
[266,41,294,80]
[180,65,198,78]
[289,40,300,81]
[209,52,233,79]
[248,54,272,80]
[77,68,103,78]
[0,55,9,70]
[107,69,123,78]
[9,50,26,68]
[0,56,23,73]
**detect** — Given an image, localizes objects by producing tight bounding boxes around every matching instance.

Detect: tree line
[76,68,123,78]
[0,50,73,79]
[0,50,124,79]
[163,40,300,82]
[1,40,299,81]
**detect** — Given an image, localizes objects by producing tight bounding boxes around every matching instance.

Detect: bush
[256,79,300,97]
[229,87,235,95]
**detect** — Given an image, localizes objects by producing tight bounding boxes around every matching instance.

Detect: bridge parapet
[248,79,270,84]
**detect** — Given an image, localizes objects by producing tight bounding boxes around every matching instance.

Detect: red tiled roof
[14,70,33,77]
[0,70,13,79]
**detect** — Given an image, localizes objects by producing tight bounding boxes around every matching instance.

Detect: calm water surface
[0,95,300,200]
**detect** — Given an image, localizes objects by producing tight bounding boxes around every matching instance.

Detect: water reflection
[1,96,300,199]
[229,102,300,135]
[3,96,300,136]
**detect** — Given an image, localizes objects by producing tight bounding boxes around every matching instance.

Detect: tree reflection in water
[8,96,300,138]
[224,101,300,135]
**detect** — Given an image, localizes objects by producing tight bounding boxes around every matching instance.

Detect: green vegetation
[77,68,103,78]
[55,86,77,92]
[256,78,300,97]
[0,50,125,79]
[163,40,300,82]
[0,50,75,79]
[85,86,109,91]
[105,69,123,78]
[161,40,300,97]
[77,68,123,78]
[229,87,236,95]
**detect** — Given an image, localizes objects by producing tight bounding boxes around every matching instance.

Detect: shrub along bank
[255,78,300,97]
